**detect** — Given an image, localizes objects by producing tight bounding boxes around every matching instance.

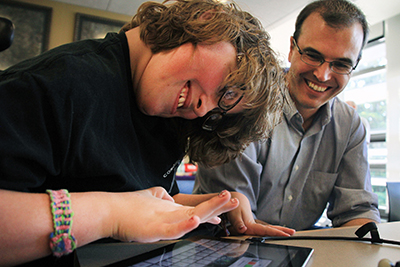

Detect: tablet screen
[105,237,313,267]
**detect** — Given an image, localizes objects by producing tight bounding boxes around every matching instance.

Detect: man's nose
[313,62,333,82]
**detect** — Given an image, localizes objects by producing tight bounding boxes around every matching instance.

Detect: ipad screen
[105,237,313,267]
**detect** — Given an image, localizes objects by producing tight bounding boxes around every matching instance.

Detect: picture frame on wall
[74,13,126,41]
[0,0,52,70]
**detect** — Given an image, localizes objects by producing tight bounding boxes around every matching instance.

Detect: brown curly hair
[121,0,285,167]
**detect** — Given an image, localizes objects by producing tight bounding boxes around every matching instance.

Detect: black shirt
[0,32,183,195]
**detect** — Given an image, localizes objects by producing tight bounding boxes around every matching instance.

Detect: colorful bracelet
[46,189,77,257]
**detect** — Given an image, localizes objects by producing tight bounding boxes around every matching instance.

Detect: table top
[251,222,400,267]
[77,222,400,267]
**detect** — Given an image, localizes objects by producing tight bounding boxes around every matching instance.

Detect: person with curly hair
[0,0,292,265]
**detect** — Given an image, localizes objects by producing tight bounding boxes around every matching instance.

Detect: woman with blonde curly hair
[0,0,292,265]
[121,0,285,167]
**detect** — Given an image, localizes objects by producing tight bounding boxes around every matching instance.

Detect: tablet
[104,236,313,267]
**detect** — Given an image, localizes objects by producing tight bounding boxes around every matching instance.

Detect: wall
[385,13,400,182]
[16,0,132,49]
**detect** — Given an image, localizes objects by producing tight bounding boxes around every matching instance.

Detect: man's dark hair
[293,0,369,54]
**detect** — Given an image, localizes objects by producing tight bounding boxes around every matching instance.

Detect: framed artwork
[0,0,52,70]
[74,13,125,41]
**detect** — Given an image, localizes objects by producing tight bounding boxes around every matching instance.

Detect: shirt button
[288,195,293,201]
[294,165,299,171]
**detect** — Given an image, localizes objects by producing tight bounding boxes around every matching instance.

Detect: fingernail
[219,190,227,197]
[230,198,238,204]
[238,225,245,230]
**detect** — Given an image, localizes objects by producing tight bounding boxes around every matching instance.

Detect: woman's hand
[109,187,239,243]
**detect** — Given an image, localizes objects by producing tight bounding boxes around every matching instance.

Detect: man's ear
[288,36,295,63]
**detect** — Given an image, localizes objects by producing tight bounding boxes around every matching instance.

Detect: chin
[174,112,198,120]
[139,107,158,117]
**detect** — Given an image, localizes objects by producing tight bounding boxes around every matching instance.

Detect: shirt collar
[282,86,333,131]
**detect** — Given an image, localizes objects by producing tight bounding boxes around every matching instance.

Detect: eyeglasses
[292,38,359,75]
[202,86,244,131]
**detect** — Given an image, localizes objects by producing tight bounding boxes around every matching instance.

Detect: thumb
[227,210,248,235]
[150,187,175,202]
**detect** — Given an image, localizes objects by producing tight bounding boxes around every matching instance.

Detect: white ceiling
[49,0,400,31]
[49,0,310,29]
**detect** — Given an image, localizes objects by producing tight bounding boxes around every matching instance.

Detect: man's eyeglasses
[202,87,244,131]
[292,38,359,75]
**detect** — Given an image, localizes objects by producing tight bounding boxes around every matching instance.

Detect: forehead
[298,12,364,61]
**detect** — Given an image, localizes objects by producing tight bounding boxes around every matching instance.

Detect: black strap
[355,222,382,244]
[247,222,400,246]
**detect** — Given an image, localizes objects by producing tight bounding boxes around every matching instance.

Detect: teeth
[180,88,186,96]
[178,97,185,108]
[178,88,186,108]
[308,81,327,92]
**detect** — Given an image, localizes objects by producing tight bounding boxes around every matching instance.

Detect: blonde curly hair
[121,0,285,167]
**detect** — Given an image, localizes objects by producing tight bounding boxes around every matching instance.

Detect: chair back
[387,182,400,222]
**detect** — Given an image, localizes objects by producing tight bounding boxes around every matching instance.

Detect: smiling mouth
[307,80,328,92]
[177,82,189,109]
[178,88,186,108]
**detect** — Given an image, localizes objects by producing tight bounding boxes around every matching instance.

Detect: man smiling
[286,11,364,130]
[195,0,381,232]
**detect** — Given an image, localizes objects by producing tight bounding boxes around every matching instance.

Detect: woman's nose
[194,95,218,118]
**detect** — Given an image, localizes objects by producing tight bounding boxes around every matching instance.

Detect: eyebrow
[217,85,228,96]
[303,47,355,66]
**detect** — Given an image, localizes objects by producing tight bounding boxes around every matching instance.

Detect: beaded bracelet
[46,189,77,257]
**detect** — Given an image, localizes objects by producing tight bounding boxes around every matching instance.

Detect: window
[341,39,388,210]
